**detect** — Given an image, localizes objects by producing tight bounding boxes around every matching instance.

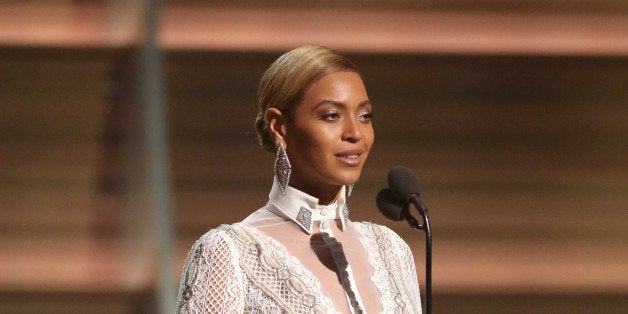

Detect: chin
[336,172,362,186]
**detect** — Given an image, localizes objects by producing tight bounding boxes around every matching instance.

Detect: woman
[176,45,422,313]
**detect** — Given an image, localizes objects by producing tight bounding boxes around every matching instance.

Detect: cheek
[309,133,339,157]
[298,125,339,149]
[363,126,375,151]
[288,128,332,161]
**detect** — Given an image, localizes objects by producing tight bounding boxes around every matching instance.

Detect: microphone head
[387,165,421,201]
[376,188,406,221]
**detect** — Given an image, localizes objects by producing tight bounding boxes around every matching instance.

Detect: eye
[322,111,341,121]
[358,111,373,122]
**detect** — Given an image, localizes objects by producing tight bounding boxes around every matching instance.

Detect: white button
[320,208,330,216]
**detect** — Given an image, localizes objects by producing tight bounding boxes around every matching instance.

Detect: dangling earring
[345,184,354,198]
[274,143,291,195]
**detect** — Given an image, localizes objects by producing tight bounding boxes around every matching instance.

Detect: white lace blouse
[176,180,422,313]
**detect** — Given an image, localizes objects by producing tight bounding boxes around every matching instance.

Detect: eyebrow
[314,99,372,109]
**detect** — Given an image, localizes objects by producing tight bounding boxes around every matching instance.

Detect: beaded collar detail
[266,177,349,234]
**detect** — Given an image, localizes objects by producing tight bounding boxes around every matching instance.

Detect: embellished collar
[266,177,349,234]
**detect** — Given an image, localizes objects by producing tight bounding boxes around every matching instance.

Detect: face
[282,71,374,199]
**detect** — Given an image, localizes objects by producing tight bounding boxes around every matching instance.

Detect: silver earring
[345,184,354,198]
[274,143,291,195]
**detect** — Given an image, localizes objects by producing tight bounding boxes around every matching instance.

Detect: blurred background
[1,0,626,313]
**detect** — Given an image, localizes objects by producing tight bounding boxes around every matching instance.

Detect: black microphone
[376,188,421,229]
[386,165,432,314]
[387,165,428,214]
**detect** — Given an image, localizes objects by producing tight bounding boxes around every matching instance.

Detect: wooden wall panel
[0,49,119,292]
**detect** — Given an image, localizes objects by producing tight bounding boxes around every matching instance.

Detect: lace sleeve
[176,227,246,313]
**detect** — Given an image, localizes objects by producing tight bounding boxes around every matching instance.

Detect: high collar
[266,177,349,234]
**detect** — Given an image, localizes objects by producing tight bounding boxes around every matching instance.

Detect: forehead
[302,71,368,104]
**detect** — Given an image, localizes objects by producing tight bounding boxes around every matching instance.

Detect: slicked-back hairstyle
[255,45,359,152]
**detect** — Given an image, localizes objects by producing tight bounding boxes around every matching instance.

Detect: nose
[342,117,362,143]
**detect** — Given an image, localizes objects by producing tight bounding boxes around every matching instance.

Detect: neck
[289,182,342,205]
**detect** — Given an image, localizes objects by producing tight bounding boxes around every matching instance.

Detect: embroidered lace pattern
[177,222,421,313]
[355,222,423,313]
[177,224,337,313]
[176,227,246,313]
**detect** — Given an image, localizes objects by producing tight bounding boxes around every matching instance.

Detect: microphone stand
[410,195,432,314]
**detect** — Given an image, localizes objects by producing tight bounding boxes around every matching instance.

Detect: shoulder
[191,224,236,250]
[182,223,256,266]
[181,225,236,267]
[190,223,258,253]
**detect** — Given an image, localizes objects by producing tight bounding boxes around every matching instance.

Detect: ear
[265,108,287,146]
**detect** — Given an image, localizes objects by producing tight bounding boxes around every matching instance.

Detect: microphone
[376,188,421,229]
[387,165,428,214]
[384,165,432,314]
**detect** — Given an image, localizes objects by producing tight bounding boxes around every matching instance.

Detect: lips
[335,149,363,166]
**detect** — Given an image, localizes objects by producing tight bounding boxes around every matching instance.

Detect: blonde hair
[255,45,359,152]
